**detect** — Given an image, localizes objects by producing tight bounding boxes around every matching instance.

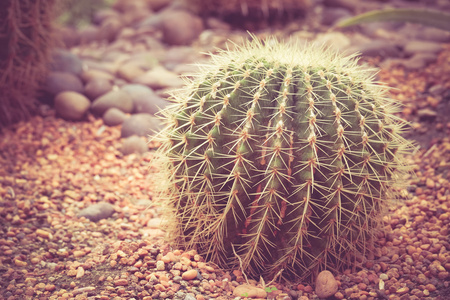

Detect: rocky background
[0,0,449,299]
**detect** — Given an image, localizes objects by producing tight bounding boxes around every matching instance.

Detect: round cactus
[155,37,411,280]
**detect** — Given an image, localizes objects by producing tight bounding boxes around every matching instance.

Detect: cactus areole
[155,37,410,281]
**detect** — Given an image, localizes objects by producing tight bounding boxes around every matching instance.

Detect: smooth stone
[126,52,159,70]
[429,84,445,96]
[103,107,128,126]
[404,53,438,71]
[49,49,83,76]
[160,10,203,45]
[117,62,146,82]
[91,90,133,116]
[382,53,438,71]
[136,199,152,206]
[315,270,339,298]
[45,71,84,96]
[421,27,450,43]
[349,40,402,58]
[133,66,184,90]
[172,63,202,75]
[54,91,91,121]
[418,108,437,121]
[359,22,403,39]
[397,24,450,43]
[81,68,115,83]
[314,32,351,52]
[162,46,200,70]
[120,113,162,138]
[403,40,443,56]
[146,217,162,228]
[84,78,113,100]
[181,269,198,281]
[233,284,267,298]
[121,84,169,114]
[120,135,148,155]
[77,202,115,222]
[82,60,118,76]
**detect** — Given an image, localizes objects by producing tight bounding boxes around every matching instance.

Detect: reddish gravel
[0,41,449,300]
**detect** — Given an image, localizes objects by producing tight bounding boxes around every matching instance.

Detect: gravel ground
[1,1,450,299]
[1,51,449,299]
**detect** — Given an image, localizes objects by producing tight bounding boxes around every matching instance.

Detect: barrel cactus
[155,37,411,280]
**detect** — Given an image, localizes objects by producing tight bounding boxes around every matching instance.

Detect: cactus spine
[155,37,411,280]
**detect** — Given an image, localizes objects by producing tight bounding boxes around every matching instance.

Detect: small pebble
[182,269,198,281]
[76,267,85,278]
[114,279,128,286]
[73,250,85,258]
[36,229,52,239]
[315,270,339,298]
[156,260,165,271]
[14,259,27,267]
[379,273,389,280]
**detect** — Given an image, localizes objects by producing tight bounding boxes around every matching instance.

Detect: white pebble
[156,260,165,271]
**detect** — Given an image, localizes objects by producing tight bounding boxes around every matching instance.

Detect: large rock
[121,84,169,114]
[315,270,338,299]
[84,78,113,100]
[314,32,351,53]
[81,69,115,83]
[49,49,83,76]
[45,71,84,96]
[54,92,91,121]
[120,135,148,155]
[91,90,133,116]
[133,66,184,90]
[349,40,402,58]
[403,40,443,56]
[121,113,162,138]
[103,107,128,126]
[117,62,146,82]
[162,46,200,70]
[160,10,203,45]
[397,24,450,43]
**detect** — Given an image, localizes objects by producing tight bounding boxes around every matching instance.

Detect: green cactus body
[155,38,411,280]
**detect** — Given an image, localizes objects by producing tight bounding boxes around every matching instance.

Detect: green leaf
[265,286,278,292]
[337,8,450,32]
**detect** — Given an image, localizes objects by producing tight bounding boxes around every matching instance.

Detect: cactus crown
[154,37,411,281]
